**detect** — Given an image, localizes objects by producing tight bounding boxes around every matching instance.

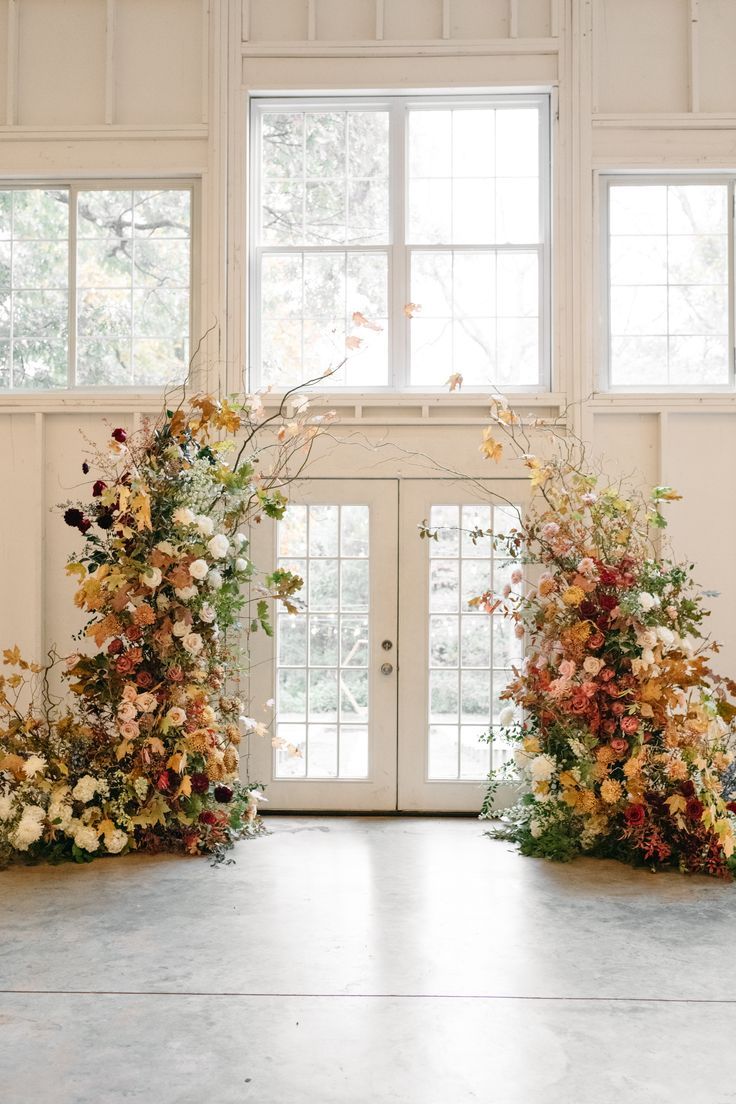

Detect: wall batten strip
[375,0,384,40]
[201,0,209,125]
[442,0,451,40]
[509,0,519,39]
[688,0,700,114]
[307,0,316,41]
[6,0,19,126]
[242,0,250,42]
[105,0,116,125]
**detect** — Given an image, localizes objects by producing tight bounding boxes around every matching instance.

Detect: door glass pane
[427,502,522,780]
[275,503,371,779]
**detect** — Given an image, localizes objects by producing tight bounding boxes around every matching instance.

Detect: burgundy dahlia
[64,508,88,532]
[624,803,646,826]
[190,773,210,795]
[680,779,696,798]
[92,480,107,497]
[214,785,234,804]
[199,810,218,826]
[686,797,704,821]
[111,427,127,444]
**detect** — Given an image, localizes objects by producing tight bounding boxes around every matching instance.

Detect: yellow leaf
[146,737,166,756]
[446,373,463,392]
[351,311,383,332]
[2,645,22,666]
[98,818,115,838]
[131,491,152,532]
[479,427,503,462]
[346,335,363,350]
[129,796,168,829]
[176,775,192,799]
[666,793,687,815]
[66,563,87,580]
[403,302,421,318]
[115,740,131,761]
[167,751,186,773]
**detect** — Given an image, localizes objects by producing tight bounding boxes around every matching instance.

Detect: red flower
[168,665,184,682]
[135,670,153,688]
[191,773,210,795]
[111,427,127,444]
[726,801,736,814]
[92,480,107,497]
[602,719,617,735]
[199,810,218,826]
[599,594,618,611]
[680,780,696,798]
[598,565,619,586]
[115,654,134,675]
[588,631,605,650]
[126,624,142,643]
[600,668,615,682]
[621,716,639,735]
[570,693,589,715]
[610,737,628,755]
[82,461,90,475]
[686,797,704,821]
[624,803,646,826]
[107,638,124,655]
[214,785,234,803]
[611,702,625,716]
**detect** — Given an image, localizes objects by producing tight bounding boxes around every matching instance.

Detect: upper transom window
[250,94,551,393]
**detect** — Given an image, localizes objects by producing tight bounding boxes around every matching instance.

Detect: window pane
[407,106,540,245]
[410,249,539,386]
[274,504,372,780]
[426,503,521,780]
[260,251,388,387]
[0,189,69,390]
[608,183,730,387]
[76,188,191,388]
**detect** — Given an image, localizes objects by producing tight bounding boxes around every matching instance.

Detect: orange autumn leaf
[351,311,383,332]
[403,302,421,318]
[346,335,363,350]
[446,373,463,392]
[480,428,503,462]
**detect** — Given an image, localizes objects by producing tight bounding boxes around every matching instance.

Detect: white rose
[175,586,198,601]
[73,825,100,853]
[172,620,189,638]
[72,775,98,803]
[0,791,15,821]
[166,707,187,726]
[141,567,163,589]
[498,706,515,727]
[639,592,659,612]
[234,532,247,549]
[189,559,209,580]
[656,625,676,649]
[22,754,47,778]
[156,541,175,555]
[183,632,203,655]
[156,593,170,611]
[234,558,248,572]
[105,829,128,855]
[207,569,223,590]
[117,700,137,722]
[196,515,214,537]
[207,534,230,559]
[199,602,216,624]
[641,647,655,666]
[173,507,195,527]
[637,629,658,649]
[529,754,556,782]
[582,656,604,676]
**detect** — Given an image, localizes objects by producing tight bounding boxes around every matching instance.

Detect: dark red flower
[111,427,127,444]
[624,803,646,826]
[680,780,696,799]
[64,507,87,532]
[82,461,90,474]
[135,669,153,688]
[610,737,628,755]
[214,785,233,803]
[598,565,619,586]
[92,480,107,497]
[599,594,618,611]
[602,719,617,735]
[611,702,625,716]
[580,601,597,620]
[96,511,114,530]
[199,810,218,826]
[621,716,639,735]
[727,801,736,814]
[686,797,704,821]
[107,638,124,655]
[191,773,210,795]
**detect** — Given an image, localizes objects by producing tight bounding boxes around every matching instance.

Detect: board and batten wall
[1,0,736,676]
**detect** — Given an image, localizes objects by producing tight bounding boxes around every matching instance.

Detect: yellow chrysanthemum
[579,789,598,814]
[562,585,586,607]
[571,621,592,641]
[600,778,623,804]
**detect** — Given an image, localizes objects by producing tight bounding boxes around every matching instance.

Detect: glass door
[397,479,526,812]
[246,479,399,811]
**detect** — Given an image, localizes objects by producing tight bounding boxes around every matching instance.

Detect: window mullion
[390,100,407,390]
[68,184,76,389]
[729,179,735,390]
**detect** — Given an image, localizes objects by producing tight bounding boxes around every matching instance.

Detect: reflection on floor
[1,816,735,1103]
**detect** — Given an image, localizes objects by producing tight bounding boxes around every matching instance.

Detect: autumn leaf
[403,302,421,318]
[176,775,192,799]
[351,311,383,332]
[167,751,186,773]
[146,736,166,757]
[2,645,23,666]
[479,427,503,462]
[66,563,87,581]
[98,818,116,838]
[216,402,243,435]
[346,335,363,350]
[130,491,152,532]
[446,373,463,392]
[666,793,687,815]
[115,740,131,761]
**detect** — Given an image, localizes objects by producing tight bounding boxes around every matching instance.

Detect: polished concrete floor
[1,816,735,1103]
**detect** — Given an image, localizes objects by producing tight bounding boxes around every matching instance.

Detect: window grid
[603,175,735,391]
[427,503,522,782]
[0,181,195,392]
[275,503,371,781]
[250,94,551,394]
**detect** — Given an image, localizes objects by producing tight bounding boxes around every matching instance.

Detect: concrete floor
[1,816,735,1104]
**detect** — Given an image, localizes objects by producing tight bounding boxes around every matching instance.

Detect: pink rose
[621,716,639,735]
[559,659,576,679]
[119,719,140,740]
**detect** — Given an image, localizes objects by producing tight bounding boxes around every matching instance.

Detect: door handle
[380,662,394,676]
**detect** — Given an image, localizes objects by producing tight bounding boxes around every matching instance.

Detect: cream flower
[166,707,187,726]
[73,825,100,853]
[0,790,15,822]
[11,806,45,850]
[156,541,176,555]
[207,569,223,590]
[22,754,47,779]
[141,567,163,589]
[136,692,158,714]
[121,684,138,704]
[639,592,659,612]
[117,700,137,723]
[529,754,556,782]
[582,656,604,676]
[199,602,216,623]
[119,719,140,740]
[195,515,214,537]
[172,620,189,638]
[72,775,99,803]
[183,632,203,655]
[498,706,516,726]
[189,559,209,581]
[234,532,247,549]
[175,585,198,601]
[105,829,129,854]
[207,534,230,559]
[173,507,195,527]
[234,558,248,573]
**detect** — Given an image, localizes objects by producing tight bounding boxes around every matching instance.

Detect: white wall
[1,0,735,671]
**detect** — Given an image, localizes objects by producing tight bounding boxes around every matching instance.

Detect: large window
[250,94,550,392]
[0,183,193,391]
[603,177,733,390]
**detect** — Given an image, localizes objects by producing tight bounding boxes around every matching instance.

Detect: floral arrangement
[471,400,736,878]
[0,392,327,865]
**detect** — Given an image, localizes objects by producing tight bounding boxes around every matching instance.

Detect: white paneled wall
[2,0,736,678]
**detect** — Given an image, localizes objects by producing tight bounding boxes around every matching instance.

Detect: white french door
[247,480,399,811]
[245,477,524,813]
